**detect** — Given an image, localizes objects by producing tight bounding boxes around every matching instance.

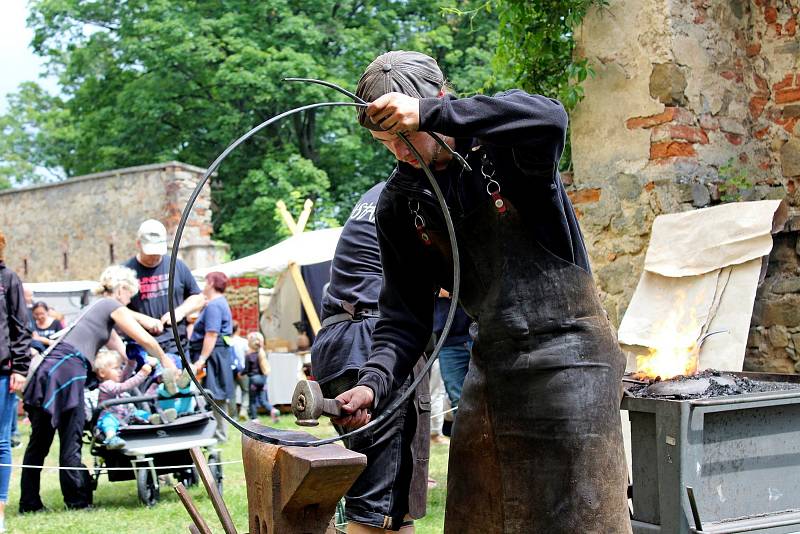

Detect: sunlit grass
[5,413,449,533]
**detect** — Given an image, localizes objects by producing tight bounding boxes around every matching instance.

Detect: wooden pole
[174,482,213,534]
[288,261,322,335]
[190,447,238,534]
[295,199,314,234]
[275,200,298,235]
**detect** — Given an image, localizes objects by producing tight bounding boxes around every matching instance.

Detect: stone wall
[572,0,799,370]
[0,161,226,282]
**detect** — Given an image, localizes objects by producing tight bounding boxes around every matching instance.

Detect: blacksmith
[335,51,632,533]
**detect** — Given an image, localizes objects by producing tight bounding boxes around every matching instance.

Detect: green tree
[2,0,507,256]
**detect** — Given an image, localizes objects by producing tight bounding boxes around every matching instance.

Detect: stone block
[753,294,800,327]
[595,259,632,296]
[781,138,800,177]
[691,183,711,207]
[613,173,642,201]
[768,325,791,348]
[650,63,688,106]
[784,105,800,119]
[771,277,800,294]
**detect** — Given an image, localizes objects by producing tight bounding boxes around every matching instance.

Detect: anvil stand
[176,422,367,534]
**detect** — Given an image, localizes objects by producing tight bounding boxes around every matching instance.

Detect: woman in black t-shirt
[30,302,63,348]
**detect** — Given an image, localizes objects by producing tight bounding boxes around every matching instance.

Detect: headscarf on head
[355,50,444,130]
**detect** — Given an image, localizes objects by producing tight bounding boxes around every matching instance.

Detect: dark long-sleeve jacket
[0,261,32,375]
[357,90,587,406]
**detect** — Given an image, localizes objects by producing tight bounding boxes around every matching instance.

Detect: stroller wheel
[136,466,160,507]
[207,451,223,496]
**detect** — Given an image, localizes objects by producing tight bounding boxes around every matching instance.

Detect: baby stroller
[84,376,223,506]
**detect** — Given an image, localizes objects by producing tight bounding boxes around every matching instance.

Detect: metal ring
[168,83,462,447]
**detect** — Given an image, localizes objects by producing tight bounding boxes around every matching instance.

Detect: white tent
[192,227,342,278]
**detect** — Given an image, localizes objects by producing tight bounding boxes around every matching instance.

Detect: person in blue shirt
[191,271,234,441]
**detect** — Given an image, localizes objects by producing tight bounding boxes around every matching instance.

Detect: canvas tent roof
[193,227,342,278]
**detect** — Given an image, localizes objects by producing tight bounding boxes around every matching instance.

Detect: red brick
[724,133,744,145]
[777,88,800,104]
[765,6,778,23]
[699,114,720,130]
[754,73,769,93]
[650,141,697,159]
[759,161,772,171]
[784,117,799,134]
[644,181,655,192]
[720,70,737,81]
[774,74,794,91]
[568,188,601,204]
[754,126,771,139]
[652,124,710,144]
[626,108,677,129]
[747,43,762,57]
[750,96,769,119]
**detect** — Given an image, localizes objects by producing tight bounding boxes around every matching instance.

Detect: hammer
[292,380,343,427]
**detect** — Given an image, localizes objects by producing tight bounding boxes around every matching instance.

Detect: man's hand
[144,317,164,334]
[332,385,375,428]
[367,92,420,134]
[160,309,185,326]
[10,372,26,393]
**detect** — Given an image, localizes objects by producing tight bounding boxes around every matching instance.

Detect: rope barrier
[0,460,241,471]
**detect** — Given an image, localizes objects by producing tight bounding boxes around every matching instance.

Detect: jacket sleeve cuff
[356,371,384,409]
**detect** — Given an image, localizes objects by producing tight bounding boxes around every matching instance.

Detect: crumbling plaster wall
[572,0,799,371]
[0,162,225,282]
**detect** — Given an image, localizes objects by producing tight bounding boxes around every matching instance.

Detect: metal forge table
[623,372,800,534]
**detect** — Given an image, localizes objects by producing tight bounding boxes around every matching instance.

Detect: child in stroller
[94,350,177,450]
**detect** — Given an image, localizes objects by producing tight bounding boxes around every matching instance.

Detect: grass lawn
[5,413,449,533]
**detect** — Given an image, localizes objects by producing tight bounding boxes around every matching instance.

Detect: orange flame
[635,293,701,380]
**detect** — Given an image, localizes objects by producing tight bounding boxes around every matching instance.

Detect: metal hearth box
[624,372,800,534]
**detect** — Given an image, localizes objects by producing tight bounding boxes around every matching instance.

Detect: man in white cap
[124,219,205,364]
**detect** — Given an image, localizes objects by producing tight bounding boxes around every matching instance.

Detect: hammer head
[292,380,324,427]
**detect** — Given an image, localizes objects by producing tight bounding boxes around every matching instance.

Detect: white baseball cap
[137,219,168,256]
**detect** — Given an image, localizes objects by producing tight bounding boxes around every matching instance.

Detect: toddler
[94,350,176,450]
[245,332,280,423]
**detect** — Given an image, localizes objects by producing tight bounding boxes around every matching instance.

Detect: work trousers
[20,405,92,511]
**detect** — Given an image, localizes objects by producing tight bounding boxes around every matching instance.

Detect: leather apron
[428,187,631,533]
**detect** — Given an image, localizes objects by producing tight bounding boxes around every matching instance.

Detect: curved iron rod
[284,77,471,172]
[169,91,463,446]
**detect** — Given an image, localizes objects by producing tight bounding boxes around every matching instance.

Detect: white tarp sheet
[192,227,342,278]
[618,200,787,372]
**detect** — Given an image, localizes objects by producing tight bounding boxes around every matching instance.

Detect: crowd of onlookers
[0,220,279,531]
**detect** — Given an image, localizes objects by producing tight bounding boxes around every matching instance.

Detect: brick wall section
[572,0,799,370]
[0,161,226,282]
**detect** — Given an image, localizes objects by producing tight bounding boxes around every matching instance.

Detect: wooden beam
[288,261,322,335]
[275,200,298,235]
[295,199,314,234]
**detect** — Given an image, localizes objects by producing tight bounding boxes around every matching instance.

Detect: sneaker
[162,408,178,423]
[177,369,192,389]
[270,408,280,423]
[162,368,179,396]
[430,434,450,446]
[104,436,126,450]
[148,413,162,425]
